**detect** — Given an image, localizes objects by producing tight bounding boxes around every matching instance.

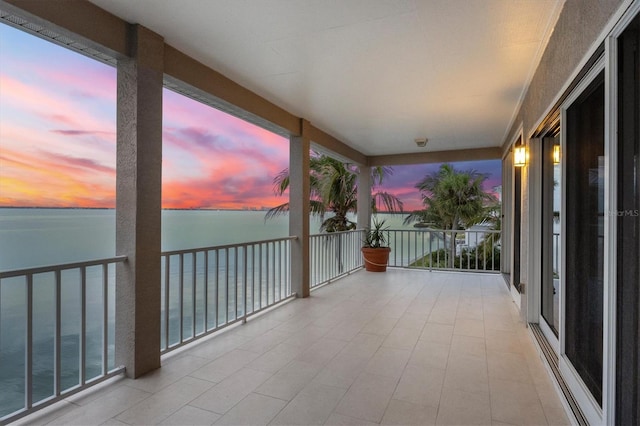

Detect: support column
[115,25,164,378]
[357,165,372,229]
[289,133,311,298]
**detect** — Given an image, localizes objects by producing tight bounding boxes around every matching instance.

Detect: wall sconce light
[553,145,561,164]
[514,145,528,167]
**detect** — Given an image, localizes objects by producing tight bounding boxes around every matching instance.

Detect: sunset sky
[0,23,500,212]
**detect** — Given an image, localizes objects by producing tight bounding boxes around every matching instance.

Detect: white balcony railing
[0,228,500,423]
[386,229,501,272]
[0,256,127,424]
[310,229,365,288]
[160,236,296,354]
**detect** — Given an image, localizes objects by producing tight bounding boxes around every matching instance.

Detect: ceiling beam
[369,147,502,166]
[1,0,128,58]
[164,45,301,136]
[306,124,368,166]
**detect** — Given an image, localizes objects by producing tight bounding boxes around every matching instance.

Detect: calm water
[0,208,410,417]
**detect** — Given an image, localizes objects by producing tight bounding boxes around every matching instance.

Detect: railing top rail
[161,235,298,256]
[310,229,365,238]
[0,255,128,279]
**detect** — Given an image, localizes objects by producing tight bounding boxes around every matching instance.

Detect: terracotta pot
[361,247,391,272]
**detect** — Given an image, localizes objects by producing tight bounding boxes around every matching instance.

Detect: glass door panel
[564,71,605,407]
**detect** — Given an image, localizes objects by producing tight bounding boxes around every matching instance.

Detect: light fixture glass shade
[514,146,527,167]
[553,145,561,164]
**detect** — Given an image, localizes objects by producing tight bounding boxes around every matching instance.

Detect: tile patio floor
[17,269,571,426]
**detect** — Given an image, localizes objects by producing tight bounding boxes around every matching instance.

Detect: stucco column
[357,165,371,229]
[115,25,164,378]
[289,134,310,298]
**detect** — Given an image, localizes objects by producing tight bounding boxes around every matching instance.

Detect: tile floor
[17,269,571,426]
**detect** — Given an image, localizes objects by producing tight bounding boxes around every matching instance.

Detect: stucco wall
[504,0,623,145]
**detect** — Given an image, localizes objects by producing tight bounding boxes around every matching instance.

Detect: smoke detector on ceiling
[415,138,428,147]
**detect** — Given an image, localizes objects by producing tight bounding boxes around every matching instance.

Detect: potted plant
[361,217,391,272]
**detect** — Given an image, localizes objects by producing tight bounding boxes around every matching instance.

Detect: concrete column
[289,134,310,298]
[357,165,372,229]
[115,25,164,378]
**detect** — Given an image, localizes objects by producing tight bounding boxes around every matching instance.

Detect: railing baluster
[225,248,229,323]
[215,250,219,328]
[55,270,62,396]
[179,253,184,343]
[204,251,209,332]
[80,266,86,386]
[243,246,248,321]
[102,264,108,376]
[164,255,170,349]
[192,253,196,339]
[26,273,33,410]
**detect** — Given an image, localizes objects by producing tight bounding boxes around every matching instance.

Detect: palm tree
[404,163,497,267]
[266,153,403,232]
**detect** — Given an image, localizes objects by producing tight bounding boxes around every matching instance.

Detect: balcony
[14,268,569,426]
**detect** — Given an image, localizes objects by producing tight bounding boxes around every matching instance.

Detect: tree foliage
[266,153,403,232]
[404,163,497,230]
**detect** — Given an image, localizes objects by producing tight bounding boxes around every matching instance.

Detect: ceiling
[89,0,564,156]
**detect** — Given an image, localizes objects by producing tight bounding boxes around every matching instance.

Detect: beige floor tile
[381,399,438,425]
[271,382,346,425]
[382,326,421,350]
[324,320,367,341]
[543,405,572,425]
[487,351,533,384]
[450,334,487,359]
[295,337,347,366]
[254,360,321,401]
[214,393,287,425]
[364,346,411,379]
[159,405,220,425]
[191,349,260,383]
[408,340,450,370]
[239,329,292,354]
[341,333,385,357]
[14,401,80,426]
[65,376,128,406]
[393,364,445,408]
[47,385,151,425]
[324,412,379,425]
[188,333,252,360]
[233,317,284,338]
[485,329,525,355]
[334,372,399,423]
[436,388,491,425]
[395,312,428,331]
[361,315,398,336]
[313,352,371,389]
[190,368,273,414]
[454,318,486,338]
[247,342,305,373]
[283,325,331,347]
[444,354,489,394]
[489,378,548,425]
[126,354,211,393]
[116,376,213,425]
[420,323,454,344]
[428,306,458,325]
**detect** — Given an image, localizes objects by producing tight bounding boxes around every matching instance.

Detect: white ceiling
[90,0,563,156]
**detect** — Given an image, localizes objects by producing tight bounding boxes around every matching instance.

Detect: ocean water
[0,208,410,417]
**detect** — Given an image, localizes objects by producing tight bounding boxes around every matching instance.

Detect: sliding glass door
[562,67,605,413]
[541,135,560,343]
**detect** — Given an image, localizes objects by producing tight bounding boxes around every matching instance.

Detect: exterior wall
[504,0,623,146]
